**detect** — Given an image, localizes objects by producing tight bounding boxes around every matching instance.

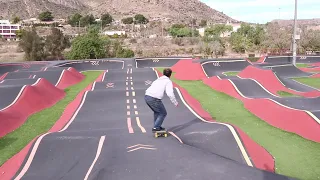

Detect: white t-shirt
[145,76,178,106]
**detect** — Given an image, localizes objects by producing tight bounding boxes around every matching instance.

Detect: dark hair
[163,68,172,78]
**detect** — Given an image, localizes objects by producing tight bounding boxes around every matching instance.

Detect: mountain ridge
[0,0,239,24]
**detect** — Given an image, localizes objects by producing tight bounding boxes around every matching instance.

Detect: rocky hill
[271,18,320,27]
[0,0,239,23]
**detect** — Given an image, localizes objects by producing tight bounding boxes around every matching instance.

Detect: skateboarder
[144,68,178,132]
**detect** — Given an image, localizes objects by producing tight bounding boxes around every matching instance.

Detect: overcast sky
[200,0,320,23]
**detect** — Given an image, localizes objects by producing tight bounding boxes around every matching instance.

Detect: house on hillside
[0,20,21,40]
[103,30,126,37]
[198,27,205,37]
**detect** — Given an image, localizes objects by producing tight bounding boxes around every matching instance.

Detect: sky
[200,0,320,24]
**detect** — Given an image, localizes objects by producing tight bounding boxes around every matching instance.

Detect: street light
[292,0,298,66]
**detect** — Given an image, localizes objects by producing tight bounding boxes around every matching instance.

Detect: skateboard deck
[154,130,168,138]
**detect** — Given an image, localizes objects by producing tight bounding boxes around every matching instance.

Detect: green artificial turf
[0,71,102,166]
[157,68,320,180]
[293,77,320,89]
[277,91,301,97]
[223,71,239,76]
[296,63,310,68]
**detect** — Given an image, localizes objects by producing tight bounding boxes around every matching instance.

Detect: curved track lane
[238,65,320,97]
[54,59,125,71]
[225,76,320,121]
[201,59,251,78]
[135,57,192,68]
[204,76,320,142]
[0,85,27,109]
[263,56,320,64]
[0,62,48,77]
[10,68,292,180]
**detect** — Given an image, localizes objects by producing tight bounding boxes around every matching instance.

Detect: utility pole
[191,15,194,37]
[161,21,164,37]
[292,0,298,66]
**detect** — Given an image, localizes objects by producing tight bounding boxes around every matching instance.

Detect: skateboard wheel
[164,134,167,137]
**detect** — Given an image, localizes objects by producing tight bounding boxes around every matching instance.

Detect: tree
[15,29,23,39]
[205,24,233,37]
[261,22,291,54]
[12,16,20,24]
[80,14,96,27]
[230,32,253,54]
[18,28,46,61]
[168,24,199,37]
[211,40,225,58]
[68,13,82,27]
[66,29,106,60]
[134,14,148,24]
[39,11,54,21]
[122,17,134,24]
[299,29,320,52]
[45,28,71,60]
[101,13,113,27]
[199,20,207,27]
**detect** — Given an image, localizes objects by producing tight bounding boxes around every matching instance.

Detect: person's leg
[153,100,167,129]
[144,95,160,126]
[153,112,158,124]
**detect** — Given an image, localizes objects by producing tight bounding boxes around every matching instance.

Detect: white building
[0,20,21,39]
[198,27,205,37]
[103,30,126,36]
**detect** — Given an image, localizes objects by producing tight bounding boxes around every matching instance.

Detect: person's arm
[165,80,178,106]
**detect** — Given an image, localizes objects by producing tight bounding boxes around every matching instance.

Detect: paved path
[11,62,292,179]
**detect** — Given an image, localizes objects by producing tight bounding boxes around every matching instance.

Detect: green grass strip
[293,77,320,89]
[277,91,301,97]
[296,63,310,68]
[223,71,239,76]
[0,71,102,166]
[157,68,320,180]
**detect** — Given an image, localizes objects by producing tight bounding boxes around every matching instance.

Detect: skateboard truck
[154,130,168,138]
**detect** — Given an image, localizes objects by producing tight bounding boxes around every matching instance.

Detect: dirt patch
[0,41,24,62]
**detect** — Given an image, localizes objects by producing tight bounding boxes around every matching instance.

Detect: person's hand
[175,103,179,107]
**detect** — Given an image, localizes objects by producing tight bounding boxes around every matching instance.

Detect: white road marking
[14,133,50,180]
[84,136,106,180]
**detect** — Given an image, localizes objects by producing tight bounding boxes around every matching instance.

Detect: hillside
[0,0,238,23]
[271,18,320,27]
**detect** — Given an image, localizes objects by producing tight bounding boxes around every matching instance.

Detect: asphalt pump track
[9,65,292,179]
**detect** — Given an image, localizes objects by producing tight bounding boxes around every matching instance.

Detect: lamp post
[292,0,298,66]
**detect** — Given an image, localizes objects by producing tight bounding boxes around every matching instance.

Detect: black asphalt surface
[276,76,317,92]
[230,77,273,98]
[135,57,190,68]
[55,60,124,71]
[0,63,48,76]
[264,56,320,64]
[4,70,65,85]
[44,67,70,71]
[0,66,21,77]
[314,111,320,119]
[256,64,317,92]
[263,64,313,78]
[0,85,25,110]
[228,78,320,119]
[201,59,250,77]
[13,66,293,180]
[4,71,34,80]
[0,79,38,87]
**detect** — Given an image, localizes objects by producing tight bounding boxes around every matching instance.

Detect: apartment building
[0,20,21,39]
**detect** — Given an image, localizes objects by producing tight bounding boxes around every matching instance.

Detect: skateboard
[154,130,168,138]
